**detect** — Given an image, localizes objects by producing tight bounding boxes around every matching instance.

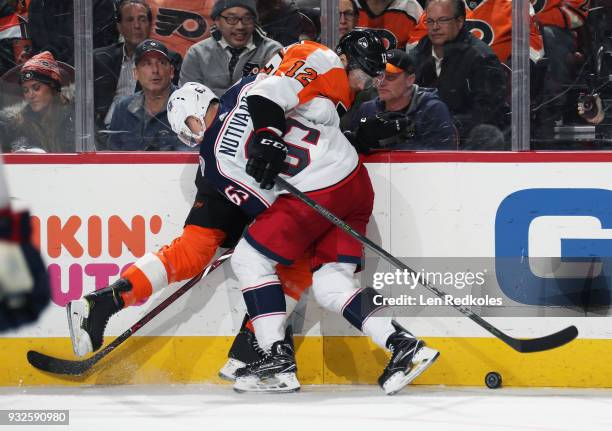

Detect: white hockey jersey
[198,75,359,218]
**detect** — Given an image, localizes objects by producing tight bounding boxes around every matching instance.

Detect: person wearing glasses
[408,0,507,149]
[179,0,281,97]
[339,0,359,37]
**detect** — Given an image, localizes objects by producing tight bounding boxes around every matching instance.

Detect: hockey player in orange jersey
[244,28,393,181]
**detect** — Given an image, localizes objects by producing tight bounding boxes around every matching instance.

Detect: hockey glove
[356,112,416,149]
[246,130,288,190]
[343,130,371,155]
[0,210,50,332]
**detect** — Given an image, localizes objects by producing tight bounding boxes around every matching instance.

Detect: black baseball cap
[385,49,415,74]
[134,39,170,64]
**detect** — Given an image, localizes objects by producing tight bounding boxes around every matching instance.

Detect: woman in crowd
[0,51,74,153]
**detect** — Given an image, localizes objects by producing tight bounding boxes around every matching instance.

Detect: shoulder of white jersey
[292,97,340,128]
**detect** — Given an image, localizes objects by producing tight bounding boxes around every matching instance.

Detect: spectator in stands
[0,0,31,78]
[94,0,182,144]
[408,0,507,149]
[179,0,281,96]
[532,0,590,138]
[256,0,302,46]
[354,0,423,49]
[407,0,545,66]
[0,51,74,153]
[28,0,118,64]
[347,49,456,151]
[107,40,188,151]
[339,0,358,38]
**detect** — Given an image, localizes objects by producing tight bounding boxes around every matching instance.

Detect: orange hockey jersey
[355,0,423,49]
[531,0,589,30]
[407,0,544,64]
[253,40,354,117]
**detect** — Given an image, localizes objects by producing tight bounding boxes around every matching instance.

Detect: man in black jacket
[93,0,181,147]
[408,0,507,149]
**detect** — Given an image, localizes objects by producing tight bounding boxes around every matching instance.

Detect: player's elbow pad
[246,95,287,135]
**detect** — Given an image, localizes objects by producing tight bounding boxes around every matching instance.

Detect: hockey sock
[120,225,225,307]
[232,238,288,351]
[312,263,395,348]
[362,315,396,350]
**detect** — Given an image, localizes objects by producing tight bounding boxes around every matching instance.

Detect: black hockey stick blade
[500,325,578,353]
[27,249,233,376]
[27,346,112,376]
[275,177,579,354]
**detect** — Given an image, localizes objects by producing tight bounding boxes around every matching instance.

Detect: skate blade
[218,358,246,382]
[66,300,93,358]
[233,373,301,393]
[384,347,440,395]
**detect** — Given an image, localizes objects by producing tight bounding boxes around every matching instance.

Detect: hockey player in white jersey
[167,75,440,394]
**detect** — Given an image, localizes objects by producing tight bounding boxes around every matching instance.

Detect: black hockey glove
[343,130,371,155]
[355,112,416,149]
[246,130,288,190]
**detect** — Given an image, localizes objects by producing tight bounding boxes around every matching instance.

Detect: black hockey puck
[485,372,502,389]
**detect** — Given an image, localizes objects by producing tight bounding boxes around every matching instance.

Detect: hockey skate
[218,314,266,381]
[67,279,130,357]
[379,321,440,395]
[233,337,300,393]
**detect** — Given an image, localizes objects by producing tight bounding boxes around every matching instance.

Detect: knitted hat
[211,0,257,20]
[20,51,63,90]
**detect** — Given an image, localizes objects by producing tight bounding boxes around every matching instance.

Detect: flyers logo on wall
[148,0,215,57]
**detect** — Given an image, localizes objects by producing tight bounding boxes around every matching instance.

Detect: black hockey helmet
[336,28,387,77]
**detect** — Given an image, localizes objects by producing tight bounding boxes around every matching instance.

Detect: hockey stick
[27,249,234,376]
[275,176,578,353]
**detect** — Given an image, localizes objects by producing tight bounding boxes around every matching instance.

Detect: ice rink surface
[1,384,612,431]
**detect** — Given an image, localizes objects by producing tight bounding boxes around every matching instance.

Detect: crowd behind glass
[0,0,607,153]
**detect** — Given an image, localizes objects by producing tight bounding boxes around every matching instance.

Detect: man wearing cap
[93,0,183,144]
[348,48,456,151]
[179,0,281,97]
[107,39,189,151]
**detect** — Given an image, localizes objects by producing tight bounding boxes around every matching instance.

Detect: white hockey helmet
[167,82,218,147]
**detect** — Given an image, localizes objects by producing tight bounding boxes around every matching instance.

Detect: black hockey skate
[218,314,266,381]
[379,321,440,395]
[233,335,299,393]
[67,279,131,357]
